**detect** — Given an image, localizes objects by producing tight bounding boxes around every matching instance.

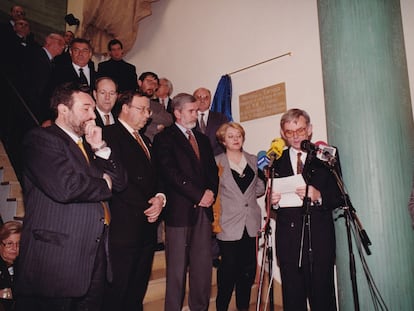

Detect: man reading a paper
[270,108,342,311]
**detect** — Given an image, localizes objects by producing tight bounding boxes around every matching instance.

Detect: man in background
[51,38,96,92]
[15,82,127,311]
[155,77,174,113]
[93,77,118,127]
[138,72,173,141]
[98,39,138,93]
[193,87,228,156]
[54,30,75,66]
[25,33,65,124]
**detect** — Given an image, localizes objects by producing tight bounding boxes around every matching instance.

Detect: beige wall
[127,0,327,154]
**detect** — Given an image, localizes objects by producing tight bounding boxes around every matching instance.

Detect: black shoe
[155,242,165,251]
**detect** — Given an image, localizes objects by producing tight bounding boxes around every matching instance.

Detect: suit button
[245,204,248,207]
[96,237,101,243]
[290,222,295,228]
[100,217,105,223]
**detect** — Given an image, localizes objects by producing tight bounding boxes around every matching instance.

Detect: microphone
[300,140,337,166]
[266,138,285,160]
[257,150,269,172]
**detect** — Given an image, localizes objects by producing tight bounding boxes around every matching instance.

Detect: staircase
[143,250,284,311]
[0,141,24,223]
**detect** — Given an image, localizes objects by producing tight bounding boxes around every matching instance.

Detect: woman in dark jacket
[0,221,22,311]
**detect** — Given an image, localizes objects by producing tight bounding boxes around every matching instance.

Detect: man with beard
[152,93,218,311]
[15,82,127,311]
[138,72,173,142]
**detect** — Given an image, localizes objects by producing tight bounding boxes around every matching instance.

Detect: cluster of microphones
[257,138,337,171]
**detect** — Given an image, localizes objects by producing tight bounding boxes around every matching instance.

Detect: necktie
[297,152,303,175]
[77,139,89,164]
[186,130,200,160]
[104,114,110,126]
[77,139,110,224]
[199,113,206,134]
[78,68,88,86]
[160,98,165,108]
[133,131,151,160]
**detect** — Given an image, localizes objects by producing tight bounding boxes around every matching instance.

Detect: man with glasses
[270,108,342,311]
[102,91,166,311]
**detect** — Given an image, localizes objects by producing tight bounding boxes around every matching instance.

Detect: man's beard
[71,120,87,136]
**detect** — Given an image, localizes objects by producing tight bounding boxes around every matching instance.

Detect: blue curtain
[211,75,233,121]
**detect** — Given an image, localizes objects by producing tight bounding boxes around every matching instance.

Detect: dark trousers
[279,261,336,311]
[216,229,257,311]
[15,228,108,311]
[102,241,155,311]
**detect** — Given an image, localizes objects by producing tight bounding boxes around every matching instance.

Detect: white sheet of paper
[272,175,306,207]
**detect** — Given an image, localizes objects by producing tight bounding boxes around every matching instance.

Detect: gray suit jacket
[215,152,265,241]
[143,99,173,142]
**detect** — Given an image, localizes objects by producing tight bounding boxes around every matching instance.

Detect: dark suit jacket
[195,110,229,155]
[50,62,97,94]
[103,122,159,247]
[152,124,218,227]
[16,125,127,297]
[272,148,342,265]
[97,59,137,92]
[25,47,55,123]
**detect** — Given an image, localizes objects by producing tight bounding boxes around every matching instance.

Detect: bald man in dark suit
[193,87,229,156]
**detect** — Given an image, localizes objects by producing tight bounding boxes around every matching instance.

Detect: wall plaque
[239,82,286,122]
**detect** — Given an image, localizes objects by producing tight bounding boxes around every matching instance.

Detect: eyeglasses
[283,127,308,138]
[1,241,19,249]
[130,105,152,116]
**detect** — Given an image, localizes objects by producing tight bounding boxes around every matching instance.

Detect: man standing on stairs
[102,91,165,311]
[15,82,127,311]
[93,77,118,127]
[153,93,218,311]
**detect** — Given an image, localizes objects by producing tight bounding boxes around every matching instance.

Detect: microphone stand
[298,151,315,274]
[256,163,275,311]
[325,161,374,311]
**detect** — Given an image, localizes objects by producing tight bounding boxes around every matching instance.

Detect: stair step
[8,181,22,199]
[0,198,18,222]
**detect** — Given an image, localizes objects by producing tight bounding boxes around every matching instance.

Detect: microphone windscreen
[300,140,312,152]
[257,150,269,171]
[315,140,328,147]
